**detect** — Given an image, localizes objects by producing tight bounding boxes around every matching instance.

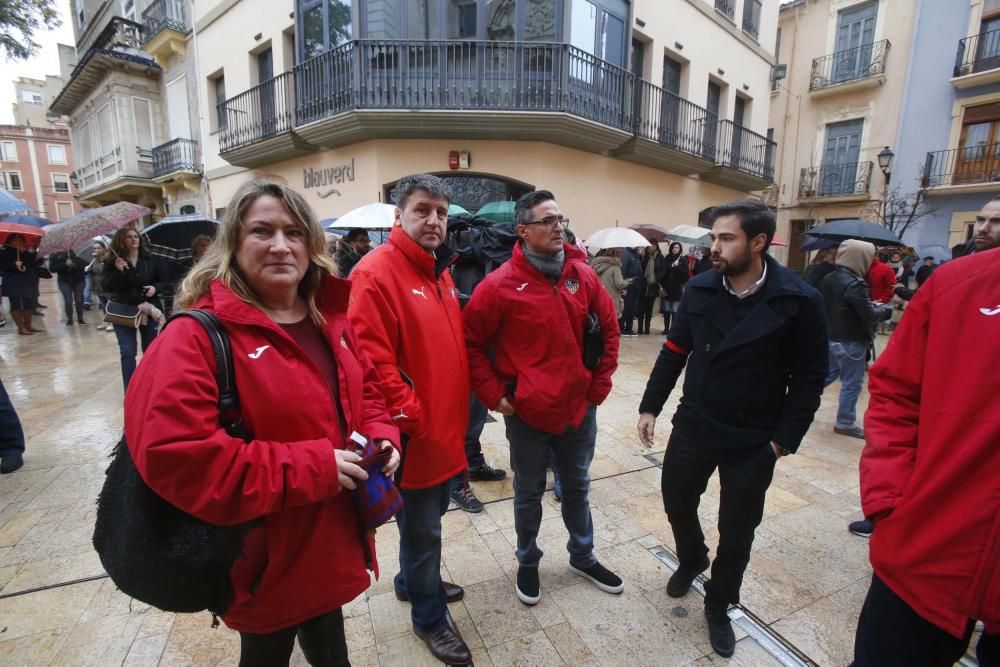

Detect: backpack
[446,214,518,305]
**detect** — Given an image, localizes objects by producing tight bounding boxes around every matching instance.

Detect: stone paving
[0,285,879,666]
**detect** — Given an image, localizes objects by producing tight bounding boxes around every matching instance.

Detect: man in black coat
[636,199,828,659]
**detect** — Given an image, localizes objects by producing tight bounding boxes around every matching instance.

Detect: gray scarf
[523,247,565,284]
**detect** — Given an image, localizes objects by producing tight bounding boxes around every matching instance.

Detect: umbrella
[141,214,219,251]
[74,236,111,263]
[0,191,32,216]
[799,237,837,252]
[38,202,151,255]
[476,201,515,223]
[334,203,397,230]
[585,227,651,250]
[804,219,902,246]
[666,224,712,248]
[0,222,45,247]
[320,218,338,229]
[0,214,52,228]
[628,223,670,242]
[771,233,788,247]
[448,204,470,216]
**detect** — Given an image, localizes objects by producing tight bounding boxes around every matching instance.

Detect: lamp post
[877,146,894,227]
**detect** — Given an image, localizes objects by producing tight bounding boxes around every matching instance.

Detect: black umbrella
[141,214,219,251]
[805,219,902,246]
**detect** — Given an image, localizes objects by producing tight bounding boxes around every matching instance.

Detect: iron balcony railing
[798,161,872,198]
[954,28,1000,77]
[151,138,201,177]
[922,144,1000,188]
[218,70,296,153]
[633,79,715,158]
[715,0,736,21]
[141,0,188,43]
[810,39,890,91]
[742,0,762,41]
[716,120,776,180]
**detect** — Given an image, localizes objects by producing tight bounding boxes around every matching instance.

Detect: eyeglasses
[524,216,569,229]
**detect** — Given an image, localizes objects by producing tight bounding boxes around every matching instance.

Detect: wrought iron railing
[810,39,890,91]
[922,144,1000,188]
[742,0,762,41]
[717,120,776,181]
[218,71,296,153]
[715,0,736,21]
[633,80,713,158]
[141,0,188,43]
[152,138,201,177]
[954,28,1000,77]
[798,161,872,198]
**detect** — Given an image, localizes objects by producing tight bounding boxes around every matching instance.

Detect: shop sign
[303,159,356,190]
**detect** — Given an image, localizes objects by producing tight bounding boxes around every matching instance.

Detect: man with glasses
[463,190,623,606]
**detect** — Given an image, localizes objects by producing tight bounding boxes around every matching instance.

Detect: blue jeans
[825,340,867,429]
[505,405,598,569]
[0,377,25,458]
[58,281,85,322]
[393,481,451,631]
[113,321,158,390]
[452,393,489,491]
[83,273,92,306]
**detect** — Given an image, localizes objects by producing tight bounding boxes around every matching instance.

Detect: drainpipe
[188,0,212,215]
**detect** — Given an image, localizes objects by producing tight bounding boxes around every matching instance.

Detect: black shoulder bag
[92,309,254,619]
[583,312,603,370]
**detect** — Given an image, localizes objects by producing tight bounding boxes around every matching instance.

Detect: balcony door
[257,47,278,137]
[974,15,1000,73]
[703,81,721,160]
[660,55,682,148]
[956,102,1000,184]
[833,1,876,83]
[821,119,862,195]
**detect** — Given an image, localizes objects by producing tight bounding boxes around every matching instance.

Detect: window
[180,204,196,215]
[569,0,626,67]
[56,201,74,220]
[21,90,43,105]
[1,171,23,191]
[0,141,16,161]
[486,0,515,40]
[76,120,93,165]
[52,173,70,193]
[447,0,478,39]
[300,0,352,60]
[211,75,227,130]
[955,102,1000,184]
[47,144,67,165]
[75,0,86,27]
[132,97,154,153]
[215,207,226,219]
[96,103,117,159]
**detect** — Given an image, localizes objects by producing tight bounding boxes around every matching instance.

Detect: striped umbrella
[39,202,151,255]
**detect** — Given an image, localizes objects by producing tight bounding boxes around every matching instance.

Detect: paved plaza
[0,285,878,666]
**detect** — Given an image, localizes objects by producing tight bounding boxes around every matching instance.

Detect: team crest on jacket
[565,279,580,294]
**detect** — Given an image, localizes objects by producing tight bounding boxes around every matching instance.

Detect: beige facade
[0,125,79,221]
[11,76,67,128]
[767,0,916,270]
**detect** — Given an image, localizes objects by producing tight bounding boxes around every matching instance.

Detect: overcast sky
[1,0,76,125]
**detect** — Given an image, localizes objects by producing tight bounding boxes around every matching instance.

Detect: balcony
[952,29,1000,88]
[798,161,873,202]
[809,39,890,97]
[141,0,189,67]
[152,138,201,180]
[217,39,776,189]
[715,0,736,22]
[742,0,762,42]
[922,144,1000,195]
[704,120,777,190]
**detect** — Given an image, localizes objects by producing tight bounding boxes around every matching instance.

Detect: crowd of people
[0,178,997,666]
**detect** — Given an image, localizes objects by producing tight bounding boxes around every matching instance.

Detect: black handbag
[583,312,603,370]
[92,309,254,618]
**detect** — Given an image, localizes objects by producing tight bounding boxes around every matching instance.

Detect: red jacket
[124,277,399,634]
[862,248,1000,638]
[348,226,469,489]
[464,242,620,433]
[865,258,896,303]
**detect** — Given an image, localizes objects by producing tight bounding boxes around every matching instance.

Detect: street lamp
[877,146,894,226]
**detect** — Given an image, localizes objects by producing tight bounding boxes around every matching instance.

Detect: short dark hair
[344,228,367,242]
[392,174,452,210]
[514,190,555,226]
[923,255,935,261]
[706,199,776,250]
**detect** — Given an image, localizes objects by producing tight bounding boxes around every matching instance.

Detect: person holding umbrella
[0,234,46,335]
[49,249,88,326]
[660,241,688,335]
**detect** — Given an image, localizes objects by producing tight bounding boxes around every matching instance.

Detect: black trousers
[662,431,776,607]
[638,294,657,333]
[852,574,999,667]
[238,608,350,667]
[621,281,642,332]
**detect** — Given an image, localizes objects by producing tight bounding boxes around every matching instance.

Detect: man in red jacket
[348,174,472,665]
[464,190,623,607]
[853,248,999,666]
[865,253,897,304]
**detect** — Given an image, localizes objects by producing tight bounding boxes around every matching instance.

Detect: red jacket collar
[197,274,351,328]
[387,225,456,280]
[511,240,589,280]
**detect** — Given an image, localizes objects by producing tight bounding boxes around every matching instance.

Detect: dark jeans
[238,608,349,667]
[394,481,451,631]
[452,393,490,492]
[113,321,158,390]
[58,281,85,322]
[852,573,999,667]
[0,377,25,459]
[638,293,657,333]
[505,405,598,569]
[620,281,642,333]
[662,431,776,607]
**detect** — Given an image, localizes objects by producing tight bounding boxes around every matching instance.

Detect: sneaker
[1,453,24,475]
[468,463,506,482]
[848,519,874,538]
[705,603,735,657]
[450,483,484,513]
[834,425,865,439]
[667,554,710,598]
[516,566,540,605]
[552,473,562,502]
[570,561,624,594]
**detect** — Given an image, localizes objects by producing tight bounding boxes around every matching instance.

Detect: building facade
[196,0,779,236]
[0,124,79,221]
[49,0,209,219]
[11,76,68,128]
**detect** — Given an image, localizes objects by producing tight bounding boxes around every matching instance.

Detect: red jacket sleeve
[347,269,423,435]
[463,279,508,410]
[861,280,929,519]
[345,322,401,450]
[124,319,342,527]
[586,270,620,406]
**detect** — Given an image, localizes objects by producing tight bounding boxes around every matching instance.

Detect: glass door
[833,1,876,82]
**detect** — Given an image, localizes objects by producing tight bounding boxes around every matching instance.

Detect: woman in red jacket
[124,180,400,667]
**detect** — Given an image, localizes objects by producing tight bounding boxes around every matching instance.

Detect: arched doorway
[383,173,534,214]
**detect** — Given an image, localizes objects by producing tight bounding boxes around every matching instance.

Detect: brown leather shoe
[395,581,464,603]
[413,612,471,665]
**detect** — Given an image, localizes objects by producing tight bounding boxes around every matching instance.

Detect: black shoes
[834,425,865,439]
[705,603,736,657]
[1,453,24,474]
[570,561,625,594]
[468,463,506,481]
[667,555,710,598]
[450,483,484,513]
[516,566,540,605]
[395,581,465,603]
[413,610,471,665]
[849,519,874,538]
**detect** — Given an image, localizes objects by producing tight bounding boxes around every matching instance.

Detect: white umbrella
[585,227,651,250]
[334,203,397,230]
[666,224,712,247]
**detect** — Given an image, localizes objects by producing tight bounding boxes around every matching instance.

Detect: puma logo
[248,345,271,359]
[981,304,1000,316]
[516,282,528,292]
[412,287,427,299]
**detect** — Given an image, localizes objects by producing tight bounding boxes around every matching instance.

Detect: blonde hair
[176,179,338,324]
